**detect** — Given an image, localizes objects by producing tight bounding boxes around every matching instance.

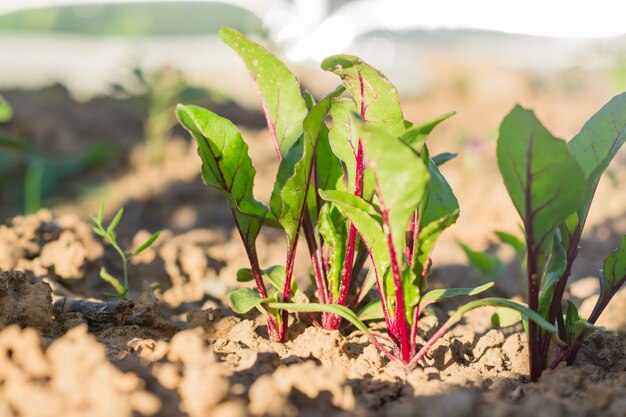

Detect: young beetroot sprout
[496,96,626,380]
[91,202,161,299]
[177,27,558,364]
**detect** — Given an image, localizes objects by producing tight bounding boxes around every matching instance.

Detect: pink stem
[370,334,402,362]
[279,241,299,342]
[378,194,411,363]
[302,211,329,304]
[408,319,451,368]
[326,142,365,329]
[229,208,280,340]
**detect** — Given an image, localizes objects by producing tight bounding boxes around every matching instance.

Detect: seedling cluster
[176,27,563,367]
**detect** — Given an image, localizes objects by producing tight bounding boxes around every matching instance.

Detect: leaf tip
[218,26,238,42]
[320,54,358,72]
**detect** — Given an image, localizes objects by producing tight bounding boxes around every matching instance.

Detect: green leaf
[270,85,337,247]
[0,137,38,154]
[0,95,12,123]
[267,301,371,336]
[320,190,389,280]
[491,307,523,327]
[412,158,460,285]
[497,105,586,252]
[454,297,564,346]
[494,230,525,252]
[228,287,263,314]
[303,86,346,221]
[315,120,345,192]
[270,140,308,246]
[419,157,459,232]
[106,207,124,235]
[402,268,420,322]
[236,268,254,282]
[92,227,106,238]
[358,123,430,251]
[568,93,626,227]
[263,265,295,294]
[564,300,580,344]
[317,203,346,298]
[327,98,373,196]
[564,300,601,343]
[357,299,384,321]
[538,235,567,318]
[97,201,105,225]
[99,266,126,296]
[432,152,457,166]
[219,27,307,157]
[400,111,455,151]
[458,243,504,279]
[132,231,161,256]
[419,282,494,309]
[176,104,268,246]
[236,265,297,294]
[600,235,626,301]
[322,54,405,137]
[303,87,346,194]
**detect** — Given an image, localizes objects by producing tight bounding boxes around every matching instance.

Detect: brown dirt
[2,266,626,417]
[0,213,625,416]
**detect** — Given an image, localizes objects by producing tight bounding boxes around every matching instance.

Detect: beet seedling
[91,202,161,299]
[177,28,559,360]
[318,111,560,365]
[497,95,626,381]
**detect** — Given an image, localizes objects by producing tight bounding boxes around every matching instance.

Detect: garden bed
[0,58,625,415]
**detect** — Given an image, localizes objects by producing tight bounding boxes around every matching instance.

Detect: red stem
[407,210,422,354]
[521,138,543,382]
[244,245,268,300]
[326,74,368,328]
[370,334,402,362]
[302,211,329,304]
[378,195,411,363]
[230,208,281,340]
[325,142,365,329]
[279,241,300,342]
[408,318,452,368]
[525,234,542,381]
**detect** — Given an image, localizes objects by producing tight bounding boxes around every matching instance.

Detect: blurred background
[0,0,625,299]
[3,1,626,101]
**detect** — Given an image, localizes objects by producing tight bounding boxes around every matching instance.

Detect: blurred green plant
[0,95,113,215]
[0,95,12,122]
[459,230,526,283]
[91,202,161,299]
[112,66,226,165]
[0,3,264,36]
